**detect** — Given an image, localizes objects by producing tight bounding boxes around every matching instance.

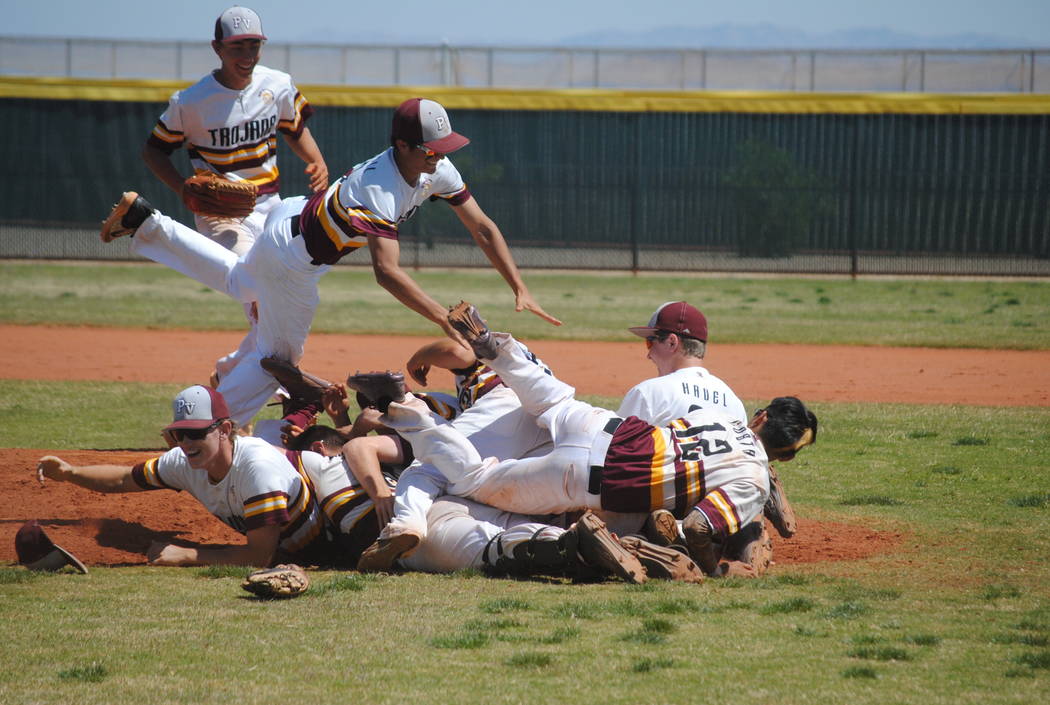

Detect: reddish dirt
[3,323,1043,569]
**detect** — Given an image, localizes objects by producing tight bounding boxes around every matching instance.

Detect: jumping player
[101,98,559,429]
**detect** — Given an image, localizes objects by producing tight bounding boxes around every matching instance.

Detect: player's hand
[373,494,395,528]
[147,541,194,566]
[36,456,72,485]
[305,161,329,192]
[440,319,469,349]
[405,352,431,386]
[321,383,349,419]
[515,291,562,326]
[280,423,306,448]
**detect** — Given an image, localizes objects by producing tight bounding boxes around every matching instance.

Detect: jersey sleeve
[617,384,657,423]
[145,91,185,154]
[429,159,471,206]
[239,458,299,531]
[130,449,185,491]
[276,75,314,137]
[694,478,767,542]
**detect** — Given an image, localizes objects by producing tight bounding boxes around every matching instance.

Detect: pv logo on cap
[175,399,197,416]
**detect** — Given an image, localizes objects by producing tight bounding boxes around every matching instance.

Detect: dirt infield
[4,324,1046,570]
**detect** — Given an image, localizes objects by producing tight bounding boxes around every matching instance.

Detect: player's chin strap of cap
[587,416,624,495]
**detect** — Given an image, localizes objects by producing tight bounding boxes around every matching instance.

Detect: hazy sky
[6,0,1050,46]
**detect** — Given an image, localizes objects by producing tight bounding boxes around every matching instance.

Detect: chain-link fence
[2,36,1048,93]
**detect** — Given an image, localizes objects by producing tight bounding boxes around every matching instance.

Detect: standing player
[142,6,329,383]
[35,385,330,567]
[356,303,817,577]
[101,97,559,429]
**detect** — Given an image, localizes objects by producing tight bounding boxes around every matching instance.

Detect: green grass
[2,261,1049,348]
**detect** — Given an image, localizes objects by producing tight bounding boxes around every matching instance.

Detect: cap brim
[221,33,267,41]
[26,546,88,574]
[627,326,658,338]
[164,418,218,432]
[424,132,470,154]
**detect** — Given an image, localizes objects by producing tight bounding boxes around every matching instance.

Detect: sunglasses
[644,332,670,350]
[415,144,443,159]
[171,421,222,442]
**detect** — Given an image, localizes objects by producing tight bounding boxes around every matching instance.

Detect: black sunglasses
[171,420,222,442]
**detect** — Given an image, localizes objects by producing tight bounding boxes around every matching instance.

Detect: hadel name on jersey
[208,115,278,147]
[682,382,731,407]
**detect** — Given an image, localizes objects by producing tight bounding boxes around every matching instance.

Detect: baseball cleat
[643,508,679,547]
[574,511,646,585]
[356,531,421,573]
[763,465,798,538]
[100,192,153,242]
[619,535,704,583]
[346,371,407,413]
[260,357,331,404]
[447,301,498,360]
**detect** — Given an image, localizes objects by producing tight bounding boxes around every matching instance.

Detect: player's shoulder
[233,436,297,472]
[250,64,295,88]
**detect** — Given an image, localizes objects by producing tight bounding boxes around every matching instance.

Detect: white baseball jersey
[291,450,392,537]
[296,147,471,265]
[147,65,313,196]
[131,436,327,554]
[617,366,747,428]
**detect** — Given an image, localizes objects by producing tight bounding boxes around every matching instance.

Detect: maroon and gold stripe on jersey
[296,185,380,265]
[277,93,313,136]
[598,416,706,516]
[131,456,178,490]
[453,361,503,410]
[147,119,184,152]
[273,451,328,553]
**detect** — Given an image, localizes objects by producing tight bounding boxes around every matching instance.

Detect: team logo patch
[174,399,197,416]
[434,116,447,132]
[259,89,274,104]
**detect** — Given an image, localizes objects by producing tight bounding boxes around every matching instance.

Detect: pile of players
[34,7,817,586]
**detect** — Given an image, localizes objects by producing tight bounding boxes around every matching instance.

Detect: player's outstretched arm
[451,197,562,326]
[147,524,281,567]
[36,455,147,493]
[342,435,402,527]
[283,127,329,192]
[406,339,476,386]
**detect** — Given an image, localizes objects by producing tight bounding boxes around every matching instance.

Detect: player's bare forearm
[406,339,476,385]
[36,456,145,493]
[148,525,279,566]
[142,143,186,195]
[283,128,329,192]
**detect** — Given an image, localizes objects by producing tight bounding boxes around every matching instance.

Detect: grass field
[0,263,1048,704]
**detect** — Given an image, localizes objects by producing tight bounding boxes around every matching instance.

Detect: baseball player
[101,97,559,429]
[141,6,328,384]
[35,385,331,567]
[361,303,817,577]
[618,301,788,576]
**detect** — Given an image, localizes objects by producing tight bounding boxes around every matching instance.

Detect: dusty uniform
[145,65,315,378]
[384,344,553,542]
[617,367,746,428]
[129,148,469,426]
[384,333,771,545]
[399,496,568,574]
[131,436,328,558]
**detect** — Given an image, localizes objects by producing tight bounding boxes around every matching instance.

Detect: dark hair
[755,396,817,449]
[287,424,347,452]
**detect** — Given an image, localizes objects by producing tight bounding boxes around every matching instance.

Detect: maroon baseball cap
[391,98,470,154]
[165,385,231,431]
[628,301,708,342]
[214,6,267,42]
[15,521,88,574]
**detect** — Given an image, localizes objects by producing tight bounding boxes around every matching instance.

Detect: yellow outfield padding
[1,75,1049,114]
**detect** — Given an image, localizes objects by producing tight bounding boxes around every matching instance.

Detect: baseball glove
[181,172,258,218]
[240,564,309,598]
[620,535,704,583]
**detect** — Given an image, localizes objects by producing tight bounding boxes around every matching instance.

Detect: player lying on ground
[352,302,817,577]
[100,97,559,430]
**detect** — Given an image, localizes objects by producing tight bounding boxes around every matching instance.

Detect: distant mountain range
[554,23,1043,49]
[323,22,1043,50]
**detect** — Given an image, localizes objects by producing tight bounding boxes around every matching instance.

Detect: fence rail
[2,36,1050,93]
